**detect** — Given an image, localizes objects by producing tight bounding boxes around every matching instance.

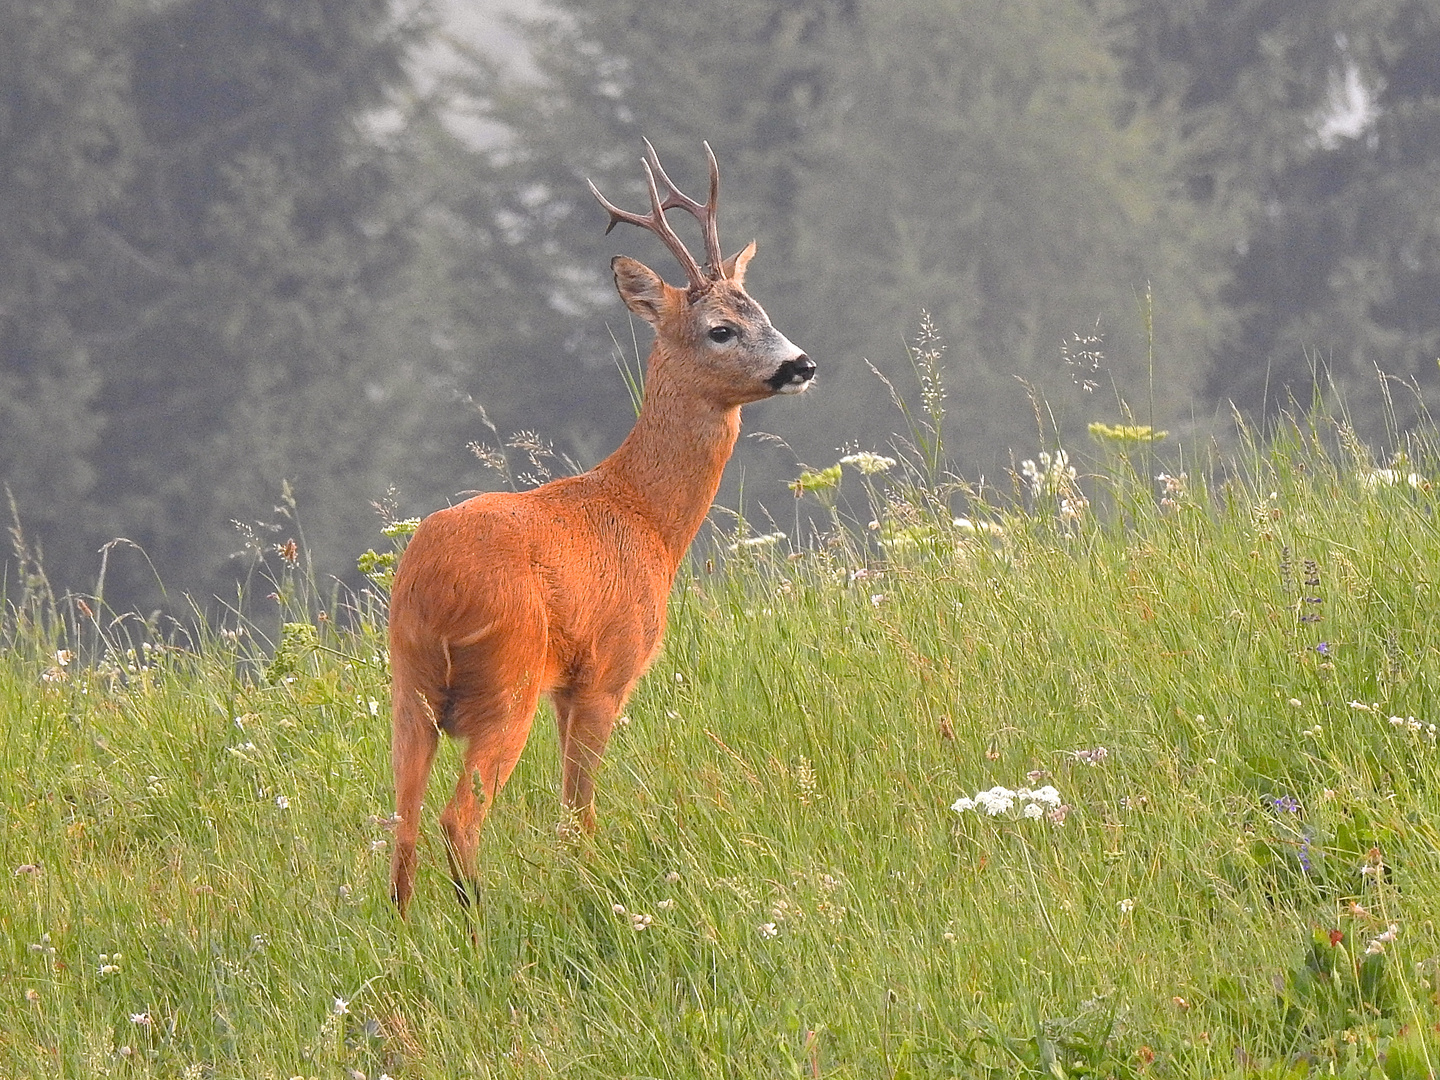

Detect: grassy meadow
[5,401,1440,1079]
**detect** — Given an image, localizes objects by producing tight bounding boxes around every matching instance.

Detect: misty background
[3,0,1438,614]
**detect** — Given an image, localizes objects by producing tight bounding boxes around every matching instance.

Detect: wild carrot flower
[730,531,786,552]
[840,451,897,475]
[953,517,1004,538]
[1361,468,1422,490]
[953,785,1064,820]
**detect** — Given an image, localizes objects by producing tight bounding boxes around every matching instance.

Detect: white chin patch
[775,377,813,395]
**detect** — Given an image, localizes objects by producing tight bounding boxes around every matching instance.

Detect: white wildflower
[1027,785,1062,806]
[758,923,779,940]
[730,531,787,552]
[953,517,1004,537]
[1118,898,1135,914]
[840,451,897,475]
[975,786,1016,815]
[1366,924,1400,956]
[953,783,1065,820]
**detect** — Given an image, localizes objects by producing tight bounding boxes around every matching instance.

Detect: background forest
[4,0,1440,612]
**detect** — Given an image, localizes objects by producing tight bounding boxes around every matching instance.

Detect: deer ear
[612,256,670,324]
[722,240,757,285]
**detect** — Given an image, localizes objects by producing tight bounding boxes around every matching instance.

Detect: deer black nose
[768,354,815,392]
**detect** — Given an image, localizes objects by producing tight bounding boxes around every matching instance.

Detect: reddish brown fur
[387,152,813,913]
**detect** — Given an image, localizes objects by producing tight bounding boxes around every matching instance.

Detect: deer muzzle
[767,353,816,394]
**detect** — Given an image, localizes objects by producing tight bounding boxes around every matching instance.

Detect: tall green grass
[5,405,1440,1079]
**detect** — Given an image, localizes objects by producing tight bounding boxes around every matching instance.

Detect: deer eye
[708,325,736,343]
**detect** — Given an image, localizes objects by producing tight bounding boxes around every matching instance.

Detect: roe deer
[388,141,814,913]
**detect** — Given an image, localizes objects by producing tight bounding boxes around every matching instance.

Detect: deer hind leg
[437,677,544,908]
[390,678,442,917]
[552,686,626,834]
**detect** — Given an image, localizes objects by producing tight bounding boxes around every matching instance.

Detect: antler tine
[641,138,724,277]
[587,159,707,293]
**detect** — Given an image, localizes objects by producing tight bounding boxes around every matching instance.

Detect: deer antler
[587,140,724,294]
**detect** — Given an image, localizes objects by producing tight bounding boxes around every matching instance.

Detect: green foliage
[0,0,472,613]
[266,621,320,684]
[477,0,1219,489]
[356,517,418,592]
[0,0,138,575]
[1109,0,1440,435]
[7,400,1440,1075]
[8,0,1440,620]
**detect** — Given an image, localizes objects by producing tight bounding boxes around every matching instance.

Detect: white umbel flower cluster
[951,784,1063,817]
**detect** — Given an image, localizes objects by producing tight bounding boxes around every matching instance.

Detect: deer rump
[390,481,672,745]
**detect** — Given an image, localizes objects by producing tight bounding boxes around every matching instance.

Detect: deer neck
[598,362,741,567]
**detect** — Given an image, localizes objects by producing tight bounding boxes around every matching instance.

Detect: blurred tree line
[3,0,1438,611]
